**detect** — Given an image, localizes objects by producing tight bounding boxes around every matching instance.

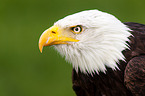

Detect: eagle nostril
[52,31,56,34]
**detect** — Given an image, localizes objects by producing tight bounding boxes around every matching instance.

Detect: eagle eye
[71,25,83,34]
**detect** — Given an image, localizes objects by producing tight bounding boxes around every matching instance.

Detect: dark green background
[0,0,145,96]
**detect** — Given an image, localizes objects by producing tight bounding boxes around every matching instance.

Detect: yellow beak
[38,25,79,53]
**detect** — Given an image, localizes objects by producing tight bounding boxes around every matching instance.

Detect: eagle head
[39,10,131,74]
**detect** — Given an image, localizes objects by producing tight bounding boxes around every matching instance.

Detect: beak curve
[38,25,79,53]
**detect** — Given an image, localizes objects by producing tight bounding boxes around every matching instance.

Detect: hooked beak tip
[39,43,43,53]
[39,48,43,53]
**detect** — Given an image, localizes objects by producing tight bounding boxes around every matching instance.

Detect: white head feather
[53,10,131,74]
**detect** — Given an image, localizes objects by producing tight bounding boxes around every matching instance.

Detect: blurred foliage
[0,0,145,96]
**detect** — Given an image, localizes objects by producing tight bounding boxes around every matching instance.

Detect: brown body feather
[72,22,145,96]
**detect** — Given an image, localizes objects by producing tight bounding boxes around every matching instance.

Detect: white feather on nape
[54,10,132,74]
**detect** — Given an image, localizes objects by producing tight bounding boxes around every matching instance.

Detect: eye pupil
[75,27,79,31]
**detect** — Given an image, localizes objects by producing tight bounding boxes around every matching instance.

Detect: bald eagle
[38,10,145,96]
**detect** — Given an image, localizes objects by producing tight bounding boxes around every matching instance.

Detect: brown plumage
[72,22,145,96]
